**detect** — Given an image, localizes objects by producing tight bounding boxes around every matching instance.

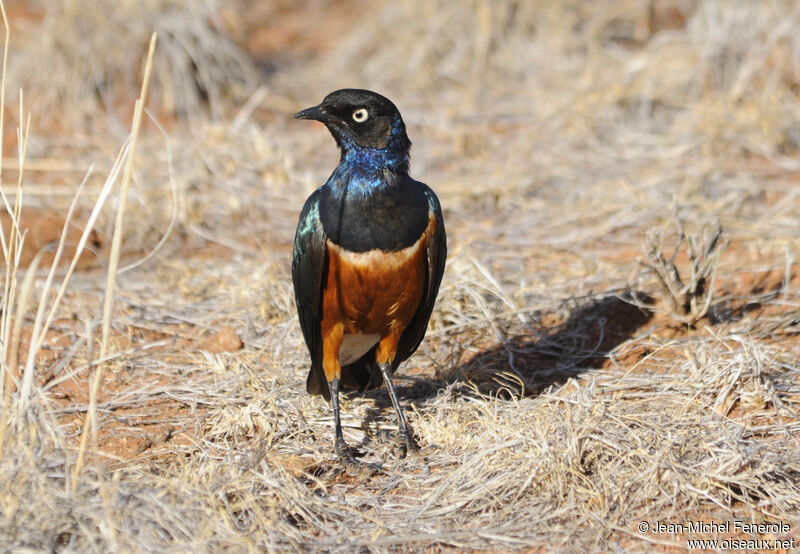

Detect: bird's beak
[294,104,331,122]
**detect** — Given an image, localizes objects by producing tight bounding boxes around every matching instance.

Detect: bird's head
[294,89,411,173]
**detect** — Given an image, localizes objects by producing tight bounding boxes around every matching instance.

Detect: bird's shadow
[353,291,654,431]
[449,292,654,399]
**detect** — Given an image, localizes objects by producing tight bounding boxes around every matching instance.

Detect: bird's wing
[292,189,331,400]
[393,185,447,369]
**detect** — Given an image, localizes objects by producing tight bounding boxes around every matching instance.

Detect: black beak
[294,104,331,122]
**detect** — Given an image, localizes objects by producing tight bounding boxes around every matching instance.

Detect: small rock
[200,326,243,352]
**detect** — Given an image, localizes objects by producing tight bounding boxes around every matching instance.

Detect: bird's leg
[329,377,356,463]
[330,377,381,473]
[379,363,418,456]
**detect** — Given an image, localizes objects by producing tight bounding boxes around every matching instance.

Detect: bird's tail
[306,361,331,401]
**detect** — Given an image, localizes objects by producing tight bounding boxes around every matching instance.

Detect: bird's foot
[378,426,419,458]
[335,440,381,475]
[398,427,420,458]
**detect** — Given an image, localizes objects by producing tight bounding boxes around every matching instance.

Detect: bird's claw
[399,429,419,458]
[378,427,419,458]
[335,441,381,475]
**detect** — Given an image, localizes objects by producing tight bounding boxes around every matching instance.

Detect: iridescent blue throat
[327,117,410,196]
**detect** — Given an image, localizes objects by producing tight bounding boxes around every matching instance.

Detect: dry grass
[7,0,257,128]
[1,0,800,551]
[638,209,727,325]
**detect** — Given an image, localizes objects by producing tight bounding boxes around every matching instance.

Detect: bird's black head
[294,89,411,163]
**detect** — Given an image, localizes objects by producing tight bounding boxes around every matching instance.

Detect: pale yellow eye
[352,108,369,123]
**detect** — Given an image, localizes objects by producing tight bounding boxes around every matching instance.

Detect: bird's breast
[319,178,431,252]
[320,215,436,343]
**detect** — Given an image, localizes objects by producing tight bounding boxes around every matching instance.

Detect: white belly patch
[339,333,380,365]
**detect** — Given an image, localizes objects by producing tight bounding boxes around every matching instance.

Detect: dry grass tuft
[638,207,728,326]
[7,0,257,127]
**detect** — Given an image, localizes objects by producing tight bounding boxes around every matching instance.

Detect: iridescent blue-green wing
[393,184,447,368]
[292,189,331,400]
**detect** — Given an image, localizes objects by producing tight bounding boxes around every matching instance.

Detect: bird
[292,89,446,466]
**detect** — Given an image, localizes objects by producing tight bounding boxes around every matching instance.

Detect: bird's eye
[352,108,369,123]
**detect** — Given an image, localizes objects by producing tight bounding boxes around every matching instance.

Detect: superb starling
[292,89,446,466]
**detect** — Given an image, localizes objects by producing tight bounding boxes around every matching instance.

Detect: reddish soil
[0,208,105,269]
